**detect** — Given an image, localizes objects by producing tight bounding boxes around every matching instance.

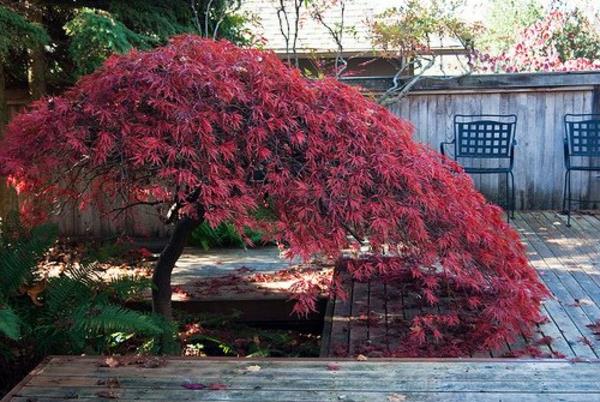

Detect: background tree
[473,6,600,73]
[477,0,544,53]
[0,4,48,221]
[0,36,547,356]
[0,0,253,96]
[0,4,48,128]
[368,0,480,104]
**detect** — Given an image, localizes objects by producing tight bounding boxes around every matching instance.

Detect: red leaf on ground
[182,382,207,390]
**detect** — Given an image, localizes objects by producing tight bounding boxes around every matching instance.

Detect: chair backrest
[564,114,600,157]
[453,114,517,159]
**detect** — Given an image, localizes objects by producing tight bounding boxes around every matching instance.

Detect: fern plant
[0,224,56,340]
[0,222,177,361]
[189,221,259,250]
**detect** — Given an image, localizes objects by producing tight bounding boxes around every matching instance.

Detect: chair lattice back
[454,115,517,159]
[564,114,600,157]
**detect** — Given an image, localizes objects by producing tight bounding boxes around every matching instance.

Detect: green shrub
[189,221,264,251]
[189,205,276,251]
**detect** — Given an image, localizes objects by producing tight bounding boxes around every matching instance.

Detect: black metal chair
[440,114,517,221]
[563,114,600,226]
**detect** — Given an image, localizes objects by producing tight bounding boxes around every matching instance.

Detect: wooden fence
[345,71,600,210]
[395,89,597,210]
[4,72,600,237]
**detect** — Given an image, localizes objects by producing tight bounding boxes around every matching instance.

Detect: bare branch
[276,0,304,67]
[204,0,215,38]
[378,56,436,105]
[312,0,347,78]
[213,0,243,39]
[110,201,163,218]
[276,0,291,65]
[190,0,203,34]
[291,0,303,68]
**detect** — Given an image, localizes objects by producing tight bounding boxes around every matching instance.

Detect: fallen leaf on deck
[570,298,593,307]
[182,382,207,390]
[142,357,165,368]
[208,383,228,390]
[246,364,261,372]
[568,357,591,363]
[327,363,341,371]
[97,378,120,388]
[578,336,593,346]
[388,393,407,402]
[356,354,368,361]
[101,357,120,368]
[96,390,119,399]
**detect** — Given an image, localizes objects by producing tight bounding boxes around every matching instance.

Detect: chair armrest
[440,140,455,156]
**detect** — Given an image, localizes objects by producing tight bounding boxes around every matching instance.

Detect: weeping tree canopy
[0,36,548,356]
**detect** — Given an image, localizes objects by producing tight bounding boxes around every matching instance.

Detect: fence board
[389,86,596,210]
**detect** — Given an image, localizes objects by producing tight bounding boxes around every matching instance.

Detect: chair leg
[509,171,515,219]
[505,172,510,223]
[566,170,572,227]
[562,170,567,213]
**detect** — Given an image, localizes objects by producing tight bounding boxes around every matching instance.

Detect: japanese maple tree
[0,35,548,355]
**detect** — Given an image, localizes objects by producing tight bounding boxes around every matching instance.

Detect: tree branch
[312,0,347,78]
[190,0,203,34]
[378,56,435,105]
[204,0,215,38]
[276,0,291,65]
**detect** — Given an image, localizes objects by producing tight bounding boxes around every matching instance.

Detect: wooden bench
[4,356,600,401]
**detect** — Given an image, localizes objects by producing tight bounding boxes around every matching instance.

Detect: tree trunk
[0,62,7,132]
[0,62,10,221]
[152,216,200,319]
[28,5,47,100]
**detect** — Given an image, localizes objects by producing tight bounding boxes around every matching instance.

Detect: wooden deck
[6,211,600,401]
[321,211,600,359]
[4,356,600,401]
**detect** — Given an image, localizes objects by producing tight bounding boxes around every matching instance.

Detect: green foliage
[190,221,264,251]
[190,205,274,250]
[109,0,196,42]
[0,224,56,298]
[371,0,479,57]
[0,306,20,340]
[0,223,175,361]
[552,8,600,61]
[3,1,251,88]
[64,8,156,76]
[478,0,544,52]
[0,5,49,62]
[178,311,321,358]
[83,241,129,264]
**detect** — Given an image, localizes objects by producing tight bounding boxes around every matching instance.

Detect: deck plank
[323,212,600,359]
[348,280,369,356]
[6,357,600,402]
[325,268,353,357]
[522,212,600,355]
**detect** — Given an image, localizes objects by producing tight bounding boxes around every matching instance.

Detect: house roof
[240,0,466,55]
